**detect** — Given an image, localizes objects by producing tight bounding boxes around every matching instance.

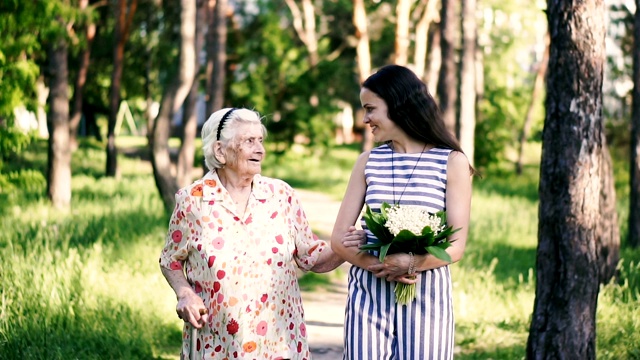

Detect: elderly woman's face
[225,123,265,176]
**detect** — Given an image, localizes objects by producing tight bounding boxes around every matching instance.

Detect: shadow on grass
[7,206,167,255]
[463,241,537,286]
[0,301,179,360]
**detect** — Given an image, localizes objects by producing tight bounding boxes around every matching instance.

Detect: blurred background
[1,0,639,359]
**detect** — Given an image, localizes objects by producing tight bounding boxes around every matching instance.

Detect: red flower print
[275,235,284,244]
[226,319,239,335]
[169,261,182,270]
[260,294,268,303]
[212,237,225,250]
[217,270,226,279]
[245,216,252,224]
[191,184,203,196]
[272,247,279,254]
[277,261,283,267]
[256,321,268,336]
[270,211,278,219]
[242,341,257,353]
[194,281,203,293]
[215,345,222,352]
[297,341,303,353]
[266,259,272,265]
[213,281,221,293]
[171,230,182,243]
[289,322,294,330]
[233,216,240,221]
[208,256,216,268]
[300,322,307,336]
[204,179,216,187]
[308,244,319,254]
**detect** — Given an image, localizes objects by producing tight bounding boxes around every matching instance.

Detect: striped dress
[343,144,454,360]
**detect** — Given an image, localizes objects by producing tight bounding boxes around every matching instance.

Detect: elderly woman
[159,108,360,360]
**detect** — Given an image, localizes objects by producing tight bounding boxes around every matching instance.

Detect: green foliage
[2,144,639,360]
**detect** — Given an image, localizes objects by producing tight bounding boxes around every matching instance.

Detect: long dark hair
[363,65,463,153]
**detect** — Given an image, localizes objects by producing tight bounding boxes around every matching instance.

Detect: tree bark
[177,0,205,188]
[597,146,620,284]
[393,0,412,66]
[206,0,228,116]
[629,0,640,248]
[46,37,72,210]
[526,0,610,358]
[106,0,138,177]
[425,21,441,95]
[151,0,198,212]
[353,0,373,152]
[69,0,96,151]
[436,0,458,137]
[413,0,438,79]
[458,0,477,166]
[516,33,549,175]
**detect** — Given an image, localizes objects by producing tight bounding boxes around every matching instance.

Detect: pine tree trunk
[206,0,228,116]
[459,0,477,166]
[526,1,610,358]
[46,38,71,210]
[437,0,458,137]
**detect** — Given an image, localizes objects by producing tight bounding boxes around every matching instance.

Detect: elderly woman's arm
[160,266,208,328]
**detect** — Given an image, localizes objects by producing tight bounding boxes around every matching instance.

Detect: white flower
[384,205,445,237]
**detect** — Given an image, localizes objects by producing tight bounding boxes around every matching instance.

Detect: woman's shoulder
[254,174,294,194]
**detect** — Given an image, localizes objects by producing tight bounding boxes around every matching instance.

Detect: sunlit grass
[1,139,639,359]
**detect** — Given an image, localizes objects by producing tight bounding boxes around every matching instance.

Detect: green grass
[1,138,639,359]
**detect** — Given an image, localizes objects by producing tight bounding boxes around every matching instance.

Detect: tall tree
[177,0,205,188]
[437,0,458,136]
[106,0,138,177]
[393,0,412,66]
[69,0,97,151]
[413,0,438,79]
[458,0,477,166]
[353,0,373,151]
[516,33,549,175]
[206,0,229,116]
[630,0,640,248]
[151,0,198,212]
[527,0,612,358]
[46,33,71,210]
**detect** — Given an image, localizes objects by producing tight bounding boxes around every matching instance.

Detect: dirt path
[296,189,348,360]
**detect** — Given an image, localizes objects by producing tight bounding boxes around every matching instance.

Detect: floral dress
[159,171,327,360]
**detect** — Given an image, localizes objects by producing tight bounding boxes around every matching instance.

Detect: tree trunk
[393,0,412,66]
[516,33,549,175]
[46,38,71,210]
[458,0,477,166]
[69,0,95,151]
[526,1,609,358]
[425,21,441,95]
[413,0,438,79]
[597,146,620,284]
[177,0,205,188]
[151,0,198,213]
[629,0,640,248]
[206,0,228,116]
[353,0,374,152]
[436,0,458,137]
[106,0,138,177]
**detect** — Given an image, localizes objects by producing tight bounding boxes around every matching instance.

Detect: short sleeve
[287,188,327,271]
[159,189,191,271]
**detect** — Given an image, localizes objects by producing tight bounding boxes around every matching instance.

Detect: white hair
[201,108,267,171]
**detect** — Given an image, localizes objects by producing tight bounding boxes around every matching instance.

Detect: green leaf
[362,205,393,244]
[426,246,451,263]
[379,243,391,261]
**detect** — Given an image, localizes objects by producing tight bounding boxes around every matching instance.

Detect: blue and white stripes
[343,144,454,360]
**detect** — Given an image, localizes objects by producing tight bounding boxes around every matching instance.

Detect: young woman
[331,65,473,360]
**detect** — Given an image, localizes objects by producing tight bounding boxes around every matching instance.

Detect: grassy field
[1,138,639,359]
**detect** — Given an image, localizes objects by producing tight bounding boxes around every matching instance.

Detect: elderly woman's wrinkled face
[225,123,265,176]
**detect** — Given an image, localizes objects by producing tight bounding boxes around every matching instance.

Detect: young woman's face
[224,123,265,176]
[360,87,403,143]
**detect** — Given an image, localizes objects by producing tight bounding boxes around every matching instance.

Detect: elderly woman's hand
[176,290,209,329]
[341,226,366,248]
[367,252,418,284]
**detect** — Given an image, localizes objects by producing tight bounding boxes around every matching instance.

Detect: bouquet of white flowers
[360,202,460,304]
